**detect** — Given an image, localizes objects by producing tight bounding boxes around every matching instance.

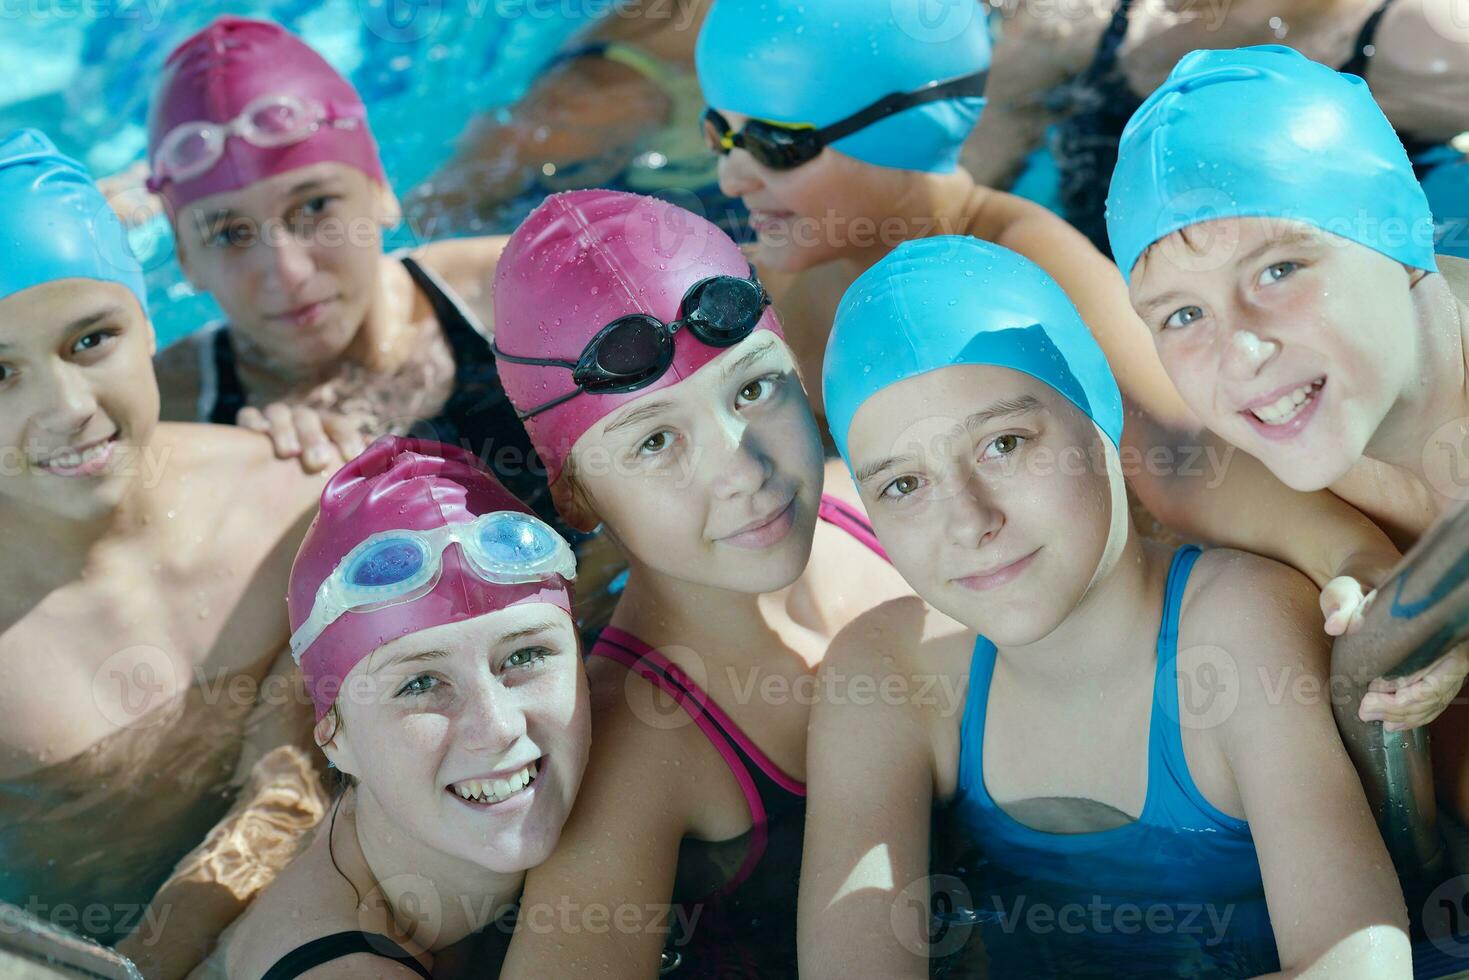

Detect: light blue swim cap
[823,236,1123,465]
[1106,45,1438,282]
[0,129,147,312]
[695,0,991,174]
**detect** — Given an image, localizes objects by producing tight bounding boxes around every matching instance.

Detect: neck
[996,529,1162,687]
[1365,268,1469,507]
[615,555,776,658]
[352,786,523,950]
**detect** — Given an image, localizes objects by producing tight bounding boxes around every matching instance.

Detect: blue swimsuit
[950,545,1280,978]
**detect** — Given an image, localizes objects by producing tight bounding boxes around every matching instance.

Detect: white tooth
[492,776,513,798]
[458,785,472,799]
[473,779,492,800]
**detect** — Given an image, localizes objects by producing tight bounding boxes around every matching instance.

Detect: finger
[1320,576,1365,636]
[323,416,368,460]
[236,406,268,432]
[262,403,300,458]
[1344,588,1376,635]
[291,407,336,473]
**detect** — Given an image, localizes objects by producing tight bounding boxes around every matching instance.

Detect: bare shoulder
[1179,547,1324,663]
[153,330,209,422]
[223,838,425,979]
[1368,0,1469,140]
[153,422,326,521]
[413,236,512,333]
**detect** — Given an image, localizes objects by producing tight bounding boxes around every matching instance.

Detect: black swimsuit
[260,930,431,979]
[198,253,557,527]
[1050,0,1436,257]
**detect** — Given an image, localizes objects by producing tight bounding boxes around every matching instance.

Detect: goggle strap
[815,67,991,145]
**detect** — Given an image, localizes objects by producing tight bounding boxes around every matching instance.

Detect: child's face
[1129,218,1420,491]
[847,365,1115,645]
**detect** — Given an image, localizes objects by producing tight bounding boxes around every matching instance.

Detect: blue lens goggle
[290,511,577,663]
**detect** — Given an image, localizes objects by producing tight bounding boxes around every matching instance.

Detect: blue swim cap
[695,0,991,174]
[823,236,1123,464]
[0,129,147,312]
[1106,46,1437,282]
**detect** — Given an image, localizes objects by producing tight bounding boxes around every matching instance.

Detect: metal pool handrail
[1330,502,1469,888]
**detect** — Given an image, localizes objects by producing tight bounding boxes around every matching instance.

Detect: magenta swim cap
[147,16,386,214]
[288,436,574,721]
[494,190,783,485]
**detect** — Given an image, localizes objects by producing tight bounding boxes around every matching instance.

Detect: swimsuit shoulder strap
[1339,0,1402,78]
[400,253,492,355]
[260,931,431,980]
[1083,0,1137,79]
[208,323,247,425]
[817,494,889,562]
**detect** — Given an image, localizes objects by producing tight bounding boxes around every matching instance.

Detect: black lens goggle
[702,67,989,171]
[492,265,772,419]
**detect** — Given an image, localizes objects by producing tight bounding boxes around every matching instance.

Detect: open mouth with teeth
[1245,378,1325,428]
[447,758,542,807]
[33,435,118,477]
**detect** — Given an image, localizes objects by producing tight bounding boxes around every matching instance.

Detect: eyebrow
[719,336,778,381]
[604,399,675,436]
[497,622,563,645]
[0,306,122,351]
[852,395,1042,486]
[371,647,450,675]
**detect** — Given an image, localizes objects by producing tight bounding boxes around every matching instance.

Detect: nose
[34,360,99,437]
[708,411,772,500]
[259,232,317,301]
[1218,322,1281,384]
[717,149,764,201]
[458,677,528,757]
[945,469,1004,551]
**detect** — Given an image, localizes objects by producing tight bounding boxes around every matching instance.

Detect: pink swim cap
[494,190,783,485]
[147,16,387,214]
[288,436,574,721]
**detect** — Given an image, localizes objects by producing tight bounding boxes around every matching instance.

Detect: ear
[551,473,602,535]
[314,712,356,778]
[374,180,402,230]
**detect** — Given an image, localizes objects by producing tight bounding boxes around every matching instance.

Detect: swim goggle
[147,94,367,192]
[492,264,771,419]
[289,511,577,663]
[701,67,989,171]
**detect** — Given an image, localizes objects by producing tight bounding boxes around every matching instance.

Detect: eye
[1258,261,1299,286]
[1162,306,1204,331]
[980,433,1024,461]
[638,430,674,455]
[879,474,923,501]
[0,364,12,384]
[71,328,119,357]
[505,647,550,670]
[737,373,781,407]
[208,221,254,249]
[396,674,439,698]
[300,195,336,217]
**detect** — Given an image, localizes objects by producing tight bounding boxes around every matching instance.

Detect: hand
[1321,575,1376,636]
[1359,643,1469,732]
[238,403,372,474]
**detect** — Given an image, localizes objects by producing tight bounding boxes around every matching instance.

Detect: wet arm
[116,647,329,979]
[961,5,1086,189]
[407,52,671,230]
[798,601,948,980]
[1200,559,1411,979]
[985,192,1401,590]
